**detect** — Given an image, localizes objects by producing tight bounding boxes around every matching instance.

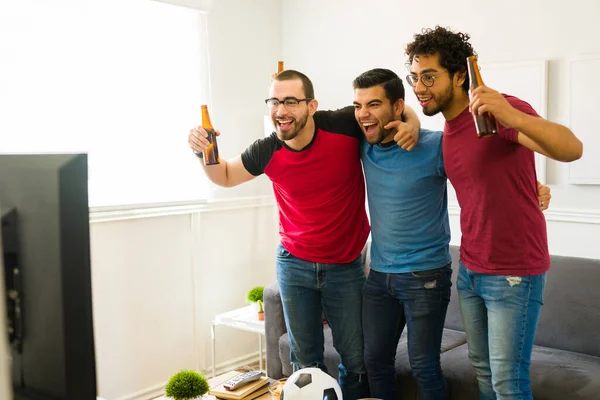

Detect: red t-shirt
[443,95,550,276]
[242,107,370,264]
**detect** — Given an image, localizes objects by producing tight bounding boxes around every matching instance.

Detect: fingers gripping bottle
[467,56,499,138]
[200,105,220,165]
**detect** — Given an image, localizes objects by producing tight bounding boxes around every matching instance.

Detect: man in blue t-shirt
[352,68,451,400]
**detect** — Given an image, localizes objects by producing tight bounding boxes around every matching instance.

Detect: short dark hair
[352,68,405,104]
[273,70,315,99]
[405,26,476,93]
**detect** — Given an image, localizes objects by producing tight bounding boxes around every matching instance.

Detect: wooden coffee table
[153,370,271,400]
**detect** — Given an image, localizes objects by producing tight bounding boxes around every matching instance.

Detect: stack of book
[209,372,271,400]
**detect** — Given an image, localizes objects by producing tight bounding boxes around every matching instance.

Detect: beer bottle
[277,61,284,74]
[199,105,220,165]
[467,56,498,138]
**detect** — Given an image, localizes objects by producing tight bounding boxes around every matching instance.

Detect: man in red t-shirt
[405,27,582,400]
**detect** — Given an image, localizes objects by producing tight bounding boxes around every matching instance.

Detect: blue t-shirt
[361,129,451,273]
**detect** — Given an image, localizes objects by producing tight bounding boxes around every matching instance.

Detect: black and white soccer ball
[281,367,342,399]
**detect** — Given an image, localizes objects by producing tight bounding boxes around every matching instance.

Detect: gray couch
[264,245,600,399]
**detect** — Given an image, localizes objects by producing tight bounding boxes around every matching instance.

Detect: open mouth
[361,121,379,136]
[418,96,433,108]
[276,117,294,130]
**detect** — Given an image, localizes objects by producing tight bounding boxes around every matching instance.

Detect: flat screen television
[0,154,96,399]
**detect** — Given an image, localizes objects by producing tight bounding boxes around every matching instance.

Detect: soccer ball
[281,367,342,400]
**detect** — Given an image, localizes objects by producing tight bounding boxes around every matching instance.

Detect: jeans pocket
[411,268,443,279]
[276,244,293,258]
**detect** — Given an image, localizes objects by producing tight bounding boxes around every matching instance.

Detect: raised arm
[188,127,256,187]
[470,86,583,162]
[514,116,583,162]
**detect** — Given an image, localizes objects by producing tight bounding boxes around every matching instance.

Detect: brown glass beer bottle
[467,56,498,138]
[278,61,284,74]
[200,105,220,165]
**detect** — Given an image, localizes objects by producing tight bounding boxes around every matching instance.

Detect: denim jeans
[275,243,367,400]
[362,265,452,400]
[457,260,546,400]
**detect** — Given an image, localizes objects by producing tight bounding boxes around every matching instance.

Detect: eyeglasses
[265,97,313,110]
[405,72,447,88]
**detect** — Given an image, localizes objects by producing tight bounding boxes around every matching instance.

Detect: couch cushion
[278,325,465,381]
[440,328,467,352]
[534,254,600,357]
[440,343,600,400]
[439,344,480,400]
[529,346,600,400]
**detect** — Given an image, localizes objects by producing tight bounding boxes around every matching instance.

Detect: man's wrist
[506,108,528,132]
[194,151,203,159]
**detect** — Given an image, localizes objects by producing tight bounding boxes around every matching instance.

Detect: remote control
[223,370,263,391]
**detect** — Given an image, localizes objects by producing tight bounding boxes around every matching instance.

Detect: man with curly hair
[405,26,582,400]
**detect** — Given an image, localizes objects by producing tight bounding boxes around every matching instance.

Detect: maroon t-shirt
[241,107,370,264]
[443,95,550,276]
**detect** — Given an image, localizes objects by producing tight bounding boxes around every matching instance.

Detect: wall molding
[448,204,600,225]
[90,195,277,224]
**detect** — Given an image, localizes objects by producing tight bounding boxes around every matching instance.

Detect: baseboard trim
[448,204,600,225]
[109,350,265,400]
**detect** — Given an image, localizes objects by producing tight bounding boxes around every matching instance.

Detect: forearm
[199,159,231,187]
[514,112,583,162]
[198,154,255,188]
[403,104,421,131]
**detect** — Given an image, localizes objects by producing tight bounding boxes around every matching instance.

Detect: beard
[364,130,386,145]
[273,111,309,141]
[422,85,454,116]
[363,121,394,145]
[361,108,395,145]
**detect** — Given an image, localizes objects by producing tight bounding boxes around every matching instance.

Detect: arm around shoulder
[403,104,421,132]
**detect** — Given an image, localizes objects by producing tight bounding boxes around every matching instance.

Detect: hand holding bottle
[188,126,220,154]
[469,85,524,132]
[467,56,498,138]
[188,105,221,166]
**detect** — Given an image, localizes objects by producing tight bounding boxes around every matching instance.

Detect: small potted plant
[247,286,265,321]
[165,369,209,400]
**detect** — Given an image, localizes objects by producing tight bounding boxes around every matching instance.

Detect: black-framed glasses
[405,72,447,88]
[265,97,313,110]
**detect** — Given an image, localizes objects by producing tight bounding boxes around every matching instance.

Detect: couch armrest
[264,282,287,379]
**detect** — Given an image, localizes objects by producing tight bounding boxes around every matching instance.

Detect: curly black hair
[405,26,476,93]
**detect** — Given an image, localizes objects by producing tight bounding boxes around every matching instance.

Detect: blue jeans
[457,260,546,400]
[362,265,452,400]
[275,244,367,400]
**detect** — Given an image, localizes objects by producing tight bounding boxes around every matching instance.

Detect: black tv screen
[0,154,96,400]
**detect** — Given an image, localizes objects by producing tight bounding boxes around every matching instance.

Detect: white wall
[1,0,283,399]
[4,1,599,398]
[88,1,283,399]
[281,0,600,258]
[205,0,281,200]
[90,199,279,400]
